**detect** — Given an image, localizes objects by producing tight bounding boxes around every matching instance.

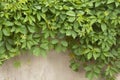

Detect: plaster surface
[0,51,119,80]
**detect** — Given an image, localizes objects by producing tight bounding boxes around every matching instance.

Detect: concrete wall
[0,51,119,80]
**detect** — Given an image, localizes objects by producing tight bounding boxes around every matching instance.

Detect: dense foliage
[0,0,120,80]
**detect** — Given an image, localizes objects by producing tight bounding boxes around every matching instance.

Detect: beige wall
[0,51,119,80]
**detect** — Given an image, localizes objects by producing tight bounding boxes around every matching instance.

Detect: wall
[0,51,119,80]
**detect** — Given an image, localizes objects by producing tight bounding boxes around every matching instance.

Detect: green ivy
[0,0,120,80]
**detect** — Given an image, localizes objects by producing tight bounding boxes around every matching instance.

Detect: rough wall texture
[0,51,119,80]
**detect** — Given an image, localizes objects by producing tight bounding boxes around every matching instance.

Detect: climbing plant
[0,0,120,80]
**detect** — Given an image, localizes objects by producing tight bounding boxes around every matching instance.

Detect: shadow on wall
[0,51,88,80]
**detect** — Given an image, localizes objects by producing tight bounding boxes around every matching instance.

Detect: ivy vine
[0,0,120,80]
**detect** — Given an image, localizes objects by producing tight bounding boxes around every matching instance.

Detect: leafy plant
[0,0,120,80]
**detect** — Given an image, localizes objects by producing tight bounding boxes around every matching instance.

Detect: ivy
[0,0,120,80]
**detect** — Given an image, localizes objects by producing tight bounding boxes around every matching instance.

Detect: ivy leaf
[86,72,94,80]
[51,39,59,44]
[11,27,16,32]
[84,66,92,71]
[87,53,92,60]
[71,31,77,39]
[61,41,68,47]
[66,11,75,16]
[93,53,99,60]
[42,7,48,13]
[27,41,33,49]
[4,21,13,26]
[71,63,80,71]
[60,14,66,21]
[37,12,41,21]
[40,43,49,50]
[19,26,28,34]
[2,28,10,36]
[83,49,90,54]
[33,47,41,56]
[35,6,41,10]
[21,42,26,49]
[107,0,115,4]
[55,44,66,52]
[6,42,12,50]
[0,47,6,54]
[27,26,36,33]
[0,32,2,41]
[94,67,101,74]
[39,49,47,57]
[68,16,75,22]
[66,30,71,36]
[101,23,107,31]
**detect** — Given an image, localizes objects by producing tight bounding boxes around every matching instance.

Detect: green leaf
[40,13,47,21]
[21,42,26,48]
[83,49,90,54]
[87,53,92,60]
[0,32,2,41]
[66,30,72,36]
[27,26,36,33]
[11,26,16,32]
[0,47,6,54]
[93,53,99,60]
[33,47,41,56]
[37,13,41,21]
[40,43,49,50]
[71,63,80,71]
[39,49,47,57]
[66,11,75,16]
[107,0,114,4]
[2,28,10,36]
[19,26,28,34]
[42,7,48,13]
[51,39,59,44]
[84,66,92,71]
[27,41,33,49]
[71,31,77,39]
[35,6,41,10]
[4,21,14,26]
[55,44,66,52]
[94,67,100,74]
[68,16,75,22]
[30,16,35,22]
[86,72,94,80]
[6,42,12,50]
[60,14,66,21]
[103,52,110,57]
[101,23,107,31]
[61,41,68,47]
